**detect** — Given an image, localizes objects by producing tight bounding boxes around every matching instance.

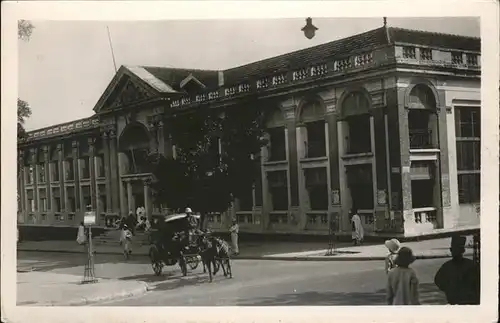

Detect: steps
[93,229,151,246]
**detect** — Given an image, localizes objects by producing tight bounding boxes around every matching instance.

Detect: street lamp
[301,17,318,40]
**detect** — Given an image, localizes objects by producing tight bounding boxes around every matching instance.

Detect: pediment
[108,77,156,110]
[93,66,177,114]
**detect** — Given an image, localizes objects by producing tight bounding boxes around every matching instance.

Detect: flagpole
[106,26,117,73]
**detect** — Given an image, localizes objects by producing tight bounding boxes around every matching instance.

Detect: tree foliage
[17,98,32,139]
[147,99,267,226]
[18,20,34,41]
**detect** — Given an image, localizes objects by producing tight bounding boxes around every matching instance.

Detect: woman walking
[118,217,133,259]
[386,246,420,305]
[350,209,364,246]
[229,219,239,256]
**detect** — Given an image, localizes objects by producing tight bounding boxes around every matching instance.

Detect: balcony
[409,129,433,149]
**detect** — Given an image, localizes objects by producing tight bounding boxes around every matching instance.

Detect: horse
[197,233,232,282]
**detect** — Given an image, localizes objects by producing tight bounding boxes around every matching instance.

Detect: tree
[148,98,267,229]
[17,98,32,139]
[18,20,34,41]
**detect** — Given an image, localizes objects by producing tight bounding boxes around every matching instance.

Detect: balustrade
[409,129,433,149]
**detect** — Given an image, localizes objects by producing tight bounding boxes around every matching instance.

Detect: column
[147,118,159,154]
[18,152,25,222]
[436,100,451,228]
[102,132,112,213]
[325,98,342,231]
[281,99,299,215]
[72,140,81,213]
[108,127,120,214]
[58,144,66,212]
[127,181,133,213]
[30,148,38,220]
[88,137,97,213]
[396,88,414,234]
[43,146,51,213]
[118,152,128,216]
[143,179,151,221]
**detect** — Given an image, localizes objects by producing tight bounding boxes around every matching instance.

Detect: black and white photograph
[2,1,499,323]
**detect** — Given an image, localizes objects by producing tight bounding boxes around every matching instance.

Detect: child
[384,238,401,274]
[386,246,420,305]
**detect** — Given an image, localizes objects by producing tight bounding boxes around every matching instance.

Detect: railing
[409,129,433,149]
[413,207,437,224]
[21,116,100,142]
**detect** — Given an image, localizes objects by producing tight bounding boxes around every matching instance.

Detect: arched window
[119,122,151,174]
[341,91,371,154]
[408,84,437,149]
[299,99,326,158]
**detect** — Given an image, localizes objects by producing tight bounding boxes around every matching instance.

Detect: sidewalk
[17,236,474,261]
[264,236,474,261]
[17,271,149,306]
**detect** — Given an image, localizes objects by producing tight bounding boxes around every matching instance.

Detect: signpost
[325,213,339,256]
[81,207,97,284]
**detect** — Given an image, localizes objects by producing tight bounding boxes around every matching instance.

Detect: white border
[2,1,499,323]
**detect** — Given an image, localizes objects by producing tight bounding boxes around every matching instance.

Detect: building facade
[17,26,481,237]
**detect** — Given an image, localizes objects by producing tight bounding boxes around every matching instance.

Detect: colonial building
[17,25,481,237]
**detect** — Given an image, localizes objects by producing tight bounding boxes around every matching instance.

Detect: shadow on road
[240,283,447,306]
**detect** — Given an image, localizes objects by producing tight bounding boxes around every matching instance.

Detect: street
[18,251,447,306]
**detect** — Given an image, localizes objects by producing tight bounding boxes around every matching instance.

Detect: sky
[18,17,480,131]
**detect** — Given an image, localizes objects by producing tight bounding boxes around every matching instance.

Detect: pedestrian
[350,209,364,246]
[119,220,133,258]
[434,235,480,305]
[385,238,401,274]
[126,211,137,235]
[229,219,239,256]
[76,222,87,251]
[386,246,420,305]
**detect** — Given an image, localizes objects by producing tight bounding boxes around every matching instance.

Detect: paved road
[17,251,448,306]
[96,259,447,306]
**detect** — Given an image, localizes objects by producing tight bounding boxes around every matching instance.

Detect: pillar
[108,128,120,214]
[102,132,112,213]
[72,140,81,213]
[324,97,342,231]
[88,137,97,213]
[144,179,152,221]
[30,148,38,219]
[436,100,452,228]
[42,146,51,214]
[127,180,133,213]
[18,152,25,220]
[57,144,65,212]
[397,88,414,233]
[118,152,128,216]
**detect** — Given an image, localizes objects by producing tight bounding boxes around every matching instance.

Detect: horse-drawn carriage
[148,213,202,276]
[148,212,233,282]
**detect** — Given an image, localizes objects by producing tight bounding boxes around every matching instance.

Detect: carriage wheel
[149,246,163,276]
[187,256,200,270]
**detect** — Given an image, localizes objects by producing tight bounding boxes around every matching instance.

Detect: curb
[35,282,150,306]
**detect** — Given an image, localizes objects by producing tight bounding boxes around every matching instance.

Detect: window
[455,107,481,204]
[82,186,91,210]
[38,163,46,183]
[66,159,74,180]
[98,184,107,213]
[67,187,76,212]
[81,157,90,179]
[305,121,326,158]
[51,161,60,182]
[268,127,286,161]
[27,165,34,184]
[411,180,434,208]
[305,168,328,210]
[27,189,34,212]
[267,171,288,211]
[97,155,105,178]
[466,54,478,66]
[347,164,374,210]
[52,188,61,212]
[458,173,480,204]
[347,115,371,154]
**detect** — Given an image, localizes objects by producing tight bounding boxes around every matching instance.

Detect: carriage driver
[184,207,199,246]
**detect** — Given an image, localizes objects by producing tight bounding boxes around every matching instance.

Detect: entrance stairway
[92,229,151,246]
